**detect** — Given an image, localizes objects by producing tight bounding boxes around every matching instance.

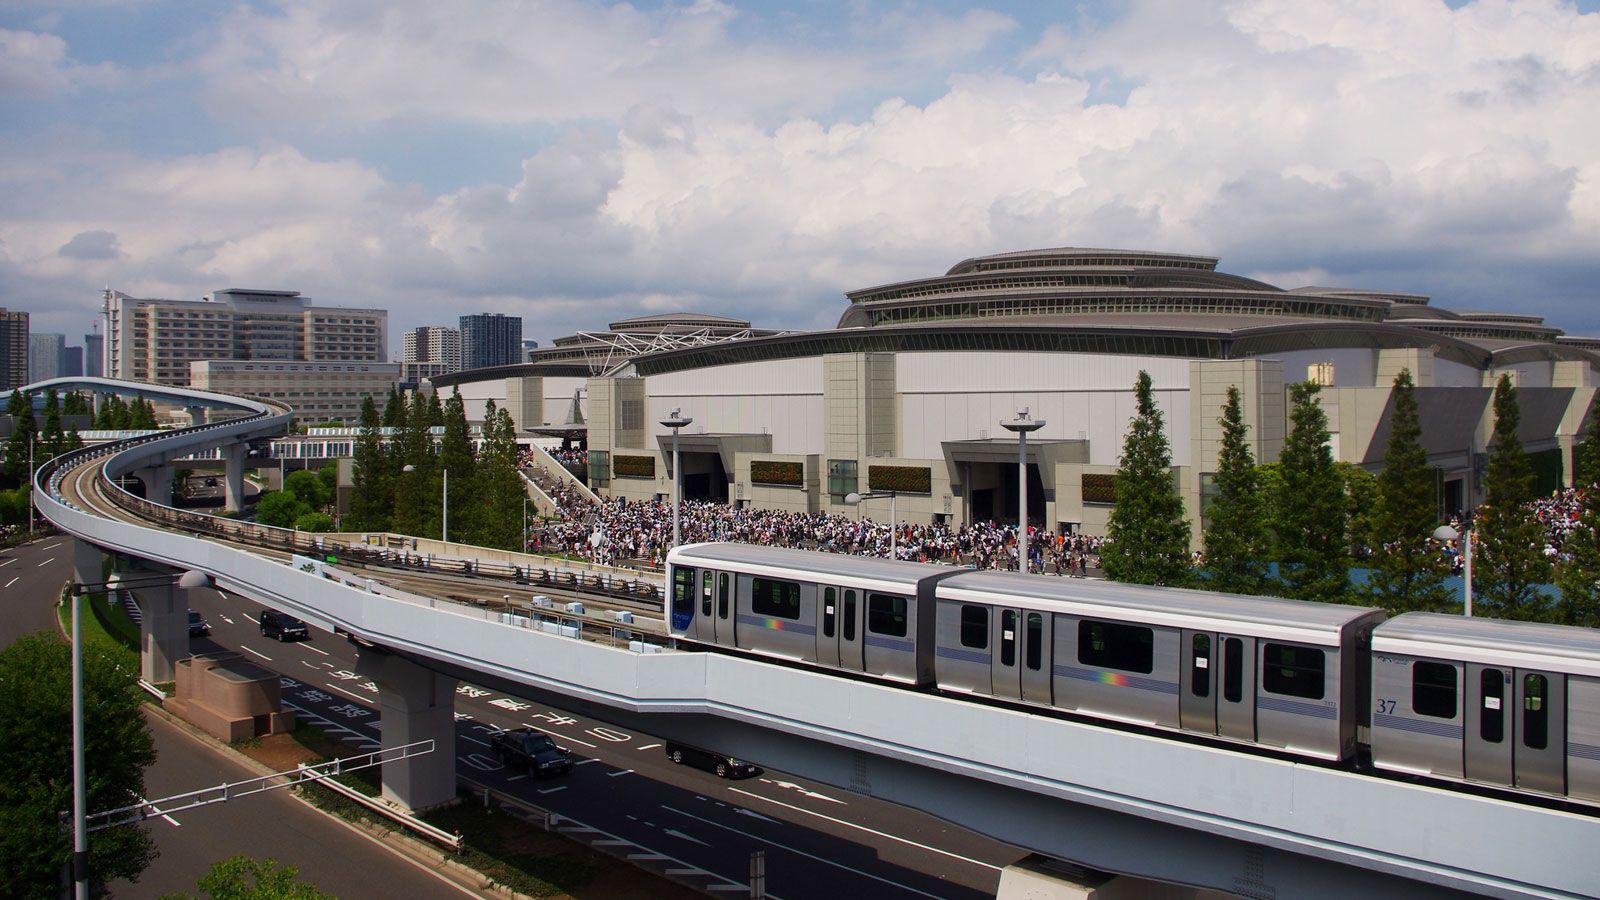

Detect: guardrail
[304,766,463,851]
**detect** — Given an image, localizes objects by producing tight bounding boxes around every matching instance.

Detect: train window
[1411,661,1458,719]
[1223,638,1243,703]
[672,567,696,618]
[700,571,713,617]
[1261,643,1325,700]
[751,578,801,620]
[1077,620,1153,675]
[1480,668,1504,743]
[843,591,857,641]
[717,573,730,619]
[1025,613,1043,671]
[1000,610,1017,667]
[868,594,908,637]
[959,605,989,649]
[823,587,837,638]
[1191,634,1211,698]
[1523,674,1548,751]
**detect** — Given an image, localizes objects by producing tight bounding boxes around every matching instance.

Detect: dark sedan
[664,742,760,779]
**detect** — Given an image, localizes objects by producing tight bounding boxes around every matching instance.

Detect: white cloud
[0,28,118,95]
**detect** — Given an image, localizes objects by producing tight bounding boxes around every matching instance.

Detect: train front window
[672,567,696,618]
[1261,643,1325,700]
[1411,661,1458,719]
[751,578,800,620]
[1523,674,1548,751]
[868,594,908,638]
[959,605,988,649]
[1223,638,1243,703]
[1076,620,1153,675]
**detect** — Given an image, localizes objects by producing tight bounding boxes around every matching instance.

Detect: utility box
[165,652,294,743]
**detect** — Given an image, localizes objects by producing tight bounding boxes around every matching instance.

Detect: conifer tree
[62,390,89,416]
[437,390,476,542]
[346,396,391,532]
[3,390,35,486]
[1102,370,1190,585]
[1201,385,1271,595]
[129,394,157,429]
[382,387,405,429]
[468,404,525,550]
[1272,381,1350,604]
[390,392,439,538]
[1366,369,1453,612]
[1554,404,1600,626]
[1475,375,1552,620]
[40,389,65,459]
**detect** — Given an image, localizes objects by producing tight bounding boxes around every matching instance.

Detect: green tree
[1555,408,1600,625]
[346,396,391,532]
[283,470,331,510]
[315,464,337,508]
[381,387,406,429]
[1273,382,1350,604]
[390,392,439,539]
[1102,371,1190,585]
[41,389,65,460]
[1340,463,1381,561]
[0,634,157,896]
[293,511,335,533]
[465,402,526,550]
[1201,385,1271,595]
[437,390,476,542]
[1364,369,1453,612]
[63,390,90,416]
[129,394,158,430]
[4,389,36,486]
[254,491,311,528]
[185,855,333,900]
[1475,375,1552,620]
[95,394,130,430]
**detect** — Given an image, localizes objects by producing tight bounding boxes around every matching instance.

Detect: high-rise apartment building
[103,288,387,386]
[401,325,462,382]
[62,346,83,377]
[84,333,103,378]
[29,333,64,383]
[459,313,522,370]
[0,308,27,390]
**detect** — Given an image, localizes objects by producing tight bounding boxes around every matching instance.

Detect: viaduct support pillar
[134,465,173,507]
[355,647,458,811]
[222,444,248,513]
[130,578,189,685]
[186,405,208,426]
[72,541,103,587]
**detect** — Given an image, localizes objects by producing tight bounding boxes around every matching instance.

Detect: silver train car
[1371,613,1600,804]
[934,571,1386,761]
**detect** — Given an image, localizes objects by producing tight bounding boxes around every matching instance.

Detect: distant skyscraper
[401,325,462,383]
[30,333,64,383]
[84,333,103,378]
[459,313,522,370]
[62,346,83,377]
[0,308,27,390]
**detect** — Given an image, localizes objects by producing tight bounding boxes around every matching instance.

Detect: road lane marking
[300,643,329,656]
[0,558,15,567]
[506,774,527,782]
[573,758,601,766]
[324,683,368,703]
[219,615,234,624]
[607,769,635,777]
[461,735,490,747]
[667,805,955,897]
[523,723,596,748]
[239,645,272,661]
[537,786,567,794]
[242,613,259,623]
[42,542,62,550]
[628,853,669,861]
[723,789,1001,872]
[37,557,55,567]
[636,742,662,750]
[4,577,18,588]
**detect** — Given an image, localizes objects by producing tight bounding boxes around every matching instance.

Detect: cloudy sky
[4,0,1600,355]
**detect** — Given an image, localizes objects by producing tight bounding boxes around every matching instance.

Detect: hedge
[613,455,656,478]
[751,460,804,486]
[867,465,932,494]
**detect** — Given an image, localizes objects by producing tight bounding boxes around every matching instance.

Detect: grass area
[56,589,140,670]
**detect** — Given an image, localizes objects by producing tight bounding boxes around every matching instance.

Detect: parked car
[663,742,760,779]
[489,728,573,776]
[187,610,211,637]
[259,609,309,642]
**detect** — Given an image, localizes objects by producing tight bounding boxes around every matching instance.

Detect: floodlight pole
[661,409,693,548]
[1001,409,1045,574]
[845,490,898,557]
[1433,523,1474,617]
[71,587,87,900]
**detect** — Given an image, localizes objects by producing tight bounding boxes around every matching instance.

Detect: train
[665,541,1600,807]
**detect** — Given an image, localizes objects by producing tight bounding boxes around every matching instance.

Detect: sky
[3,0,1600,355]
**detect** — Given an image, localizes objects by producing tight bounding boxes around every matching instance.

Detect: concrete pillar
[223,443,248,512]
[134,465,173,506]
[132,580,189,685]
[72,540,102,586]
[186,405,208,426]
[355,647,458,811]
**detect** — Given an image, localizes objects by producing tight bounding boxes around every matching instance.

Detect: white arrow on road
[662,828,711,847]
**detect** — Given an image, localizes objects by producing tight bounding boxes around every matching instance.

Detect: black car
[187,610,211,637]
[664,742,760,779]
[259,609,309,641]
[489,728,573,776]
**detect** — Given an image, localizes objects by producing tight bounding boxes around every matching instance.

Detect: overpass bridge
[28,379,1600,899]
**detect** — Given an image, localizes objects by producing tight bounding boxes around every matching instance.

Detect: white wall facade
[645,357,825,455]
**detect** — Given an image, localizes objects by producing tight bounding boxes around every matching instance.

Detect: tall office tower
[30,333,64,383]
[84,333,103,377]
[459,313,523,370]
[62,346,83,377]
[401,325,462,382]
[0,308,27,390]
[103,288,388,385]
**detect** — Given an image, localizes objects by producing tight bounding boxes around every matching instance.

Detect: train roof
[1374,613,1600,677]
[667,543,954,592]
[938,571,1385,645]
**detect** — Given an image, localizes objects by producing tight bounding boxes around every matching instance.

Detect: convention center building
[431,248,1600,539]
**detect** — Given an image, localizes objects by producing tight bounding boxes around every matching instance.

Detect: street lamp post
[1433,523,1473,617]
[660,409,693,548]
[844,490,898,558]
[1000,409,1045,574]
[28,430,35,535]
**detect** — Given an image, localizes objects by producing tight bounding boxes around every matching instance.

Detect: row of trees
[4,388,90,489]
[254,466,339,533]
[1102,369,1600,625]
[343,388,531,551]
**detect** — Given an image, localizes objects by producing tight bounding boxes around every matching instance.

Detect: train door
[1180,630,1218,735]
[1216,635,1256,742]
[1464,665,1512,787]
[698,570,719,645]
[1513,669,1566,795]
[1020,611,1053,705]
[714,572,733,645]
[991,608,1022,699]
[837,588,864,672]
[817,586,840,667]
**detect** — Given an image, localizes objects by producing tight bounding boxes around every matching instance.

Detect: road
[0,534,75,645]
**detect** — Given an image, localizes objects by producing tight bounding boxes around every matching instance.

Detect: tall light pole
[28,430,35,535]
[1433,523,1473,616]
[845,490,898,558]
[660,409,693,548]
[1001,409,1045,574]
